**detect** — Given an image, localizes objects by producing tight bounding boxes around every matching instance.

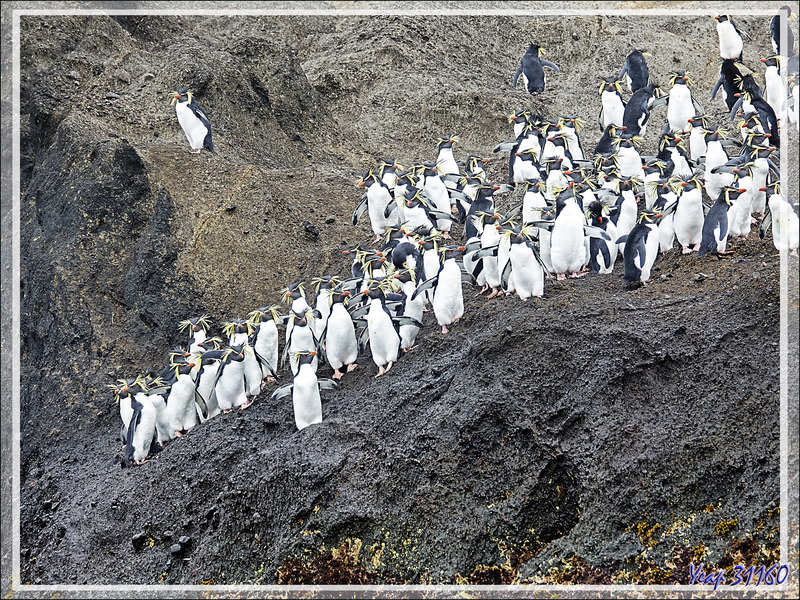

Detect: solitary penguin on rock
[171,87,215,154]
[513,43,560,94]
[272,351,338,431]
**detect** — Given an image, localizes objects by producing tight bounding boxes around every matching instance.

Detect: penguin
[686,114,713,162]
[672,174,706,253]
[514,148,544,184]
[354,170,400,240]
[725,165,756,240]
[211,345,249,412]
[611,176,641,258]
[649,178,678,254]
[164,360,204,437]
[435,135,461,188]
[585,199,618,274]
[619,208,666,288]
[319,286,359,380]
[711,59,746,111]
[622,82,662,137]
[761,55,787,123]
[497,215,521,292]
[618,50,651,93]
[703,129,735,201]
[542,157,569,202]
[557,116,586,161]
[465,155,491,180]
[179,315,212,354]
[118,379,158,467]
[283,309,320,376]
[643,158,671,209]
[730,89,780,145]
[770,6,796,55]
[419,162,456,238]
[112,377,148,450]
[171,88,215,154]
[392,268,425,352]
[400,187,442,235]
[613,136,644,180]
[521,179,549,225]
[223,319,261,402]
[412,246,468,333]
[271,351,338,431]
[698,186,744,257]
[661,71,705,133]
[714,14,746,61]
[469,211,503,297]
[759,182,800,254]
[376,159,402,192]
[281,282,310,354]
[513,43,560,94]
[247,306,282,383]
[657,130,693,178]
[192,349,224,421]
[503,225,548,300]
[417,233,444,305]
[541,132,575,170]
[138,372,174,448]
[311,276,340,341]
[594,124,627,156]
[360,279,420,375]
[465,184,514,240]
[598,77,627,131]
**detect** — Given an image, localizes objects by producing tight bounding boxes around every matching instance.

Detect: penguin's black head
[297,351,317,367]
[282,282,306,303]
[436,135,458,150]
[171,87,191,105]
[761,55,779,68]
[228,344,245,361]
[637,209,664,224]
[678,175,702,194]
[715,14,730,23]
[668,70,690,86]
[507,110,530,125]
[724,185,749,204]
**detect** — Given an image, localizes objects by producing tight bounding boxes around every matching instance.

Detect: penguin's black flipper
[428,209,458,223]
[357,324,370,354]
[759,206,773,239]
[506,203,523,219]
[500,259,513,291]
[619,63,629,80]
[702,202,712,216]
[767,160,781,178]
[349,305,369,320]
[525,240,553,277]
[194,390,209,420]
[271,384,294,401]
[410,276,438,301]
[471,258,484,279]
[597,108,605,132]
[692,97,705,114]
[384,201,398,219]
[615,235,629,245]
[541,60,560,72]
[493,141,516,153]
[122,399,144,468]
[711,76,724,100]
[318,379,338,392]
[583,225,611,241]
[352,195,369,225]
[460,271,477,285]
[392,315,423,329]
[661,201,679,217]
[463,239,482,254]
[253,349,278,379]
[513,62,523,87]
[441,173,462,184]
[729,96,745,120]
[529,220,555,232]
[473,245,499,259]
[649,96,668,109]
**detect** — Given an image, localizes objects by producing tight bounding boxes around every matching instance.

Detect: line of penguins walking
[112,9,800,467]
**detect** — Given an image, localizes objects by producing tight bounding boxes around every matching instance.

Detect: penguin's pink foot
[556,273,567,281]
[692,244,701,252]
[346,363,358,372]
[441,231,452,240]
[570,271,588,278]
[239,399,253,410]
[384,361,394,374]
[487,288,502,298]
[174,431,183,438]
[739,235,747,240]
[134,458,149,465]
[682,246,693,254]
[261,381,268,391]
[441,325,450,334]
[374,366,386,378]
[477,284,489,295]
[402,345,418,353]
[189,148,201,154]
[332,370,343,381]
[266,376,276,383]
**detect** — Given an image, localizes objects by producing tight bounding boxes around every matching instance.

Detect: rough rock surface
[13,2,798,587]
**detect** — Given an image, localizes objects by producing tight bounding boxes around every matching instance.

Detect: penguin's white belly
[403,206,432,233]
[717,23,743,59]
[314,294,331,339]
[770,196,800,252]
[130,397,157,463]
[166,374,197,433]
[617,149,643,179]
[667,87,694,132]
[146,393,172,444]
[674,194,705,247]
[550,207,587,274]
[764,69,785,119]
[616,199,638,256]
[729,186,753,238]
[399,283,424,350]
[639,225,661,282]
[425,179,452,231]
[176,103,208,150]
[481,229,501,288]
[601,92,625,128]
[432,261,464,326]
[254,323,279,378]
[367,304,399,367]
[596,221,618,273]
[750,161,769,215]
[658,213,675,253]
[509,244,544,298]
[325,305,358,370]
[242,346,262,397]
[215,361,247,410]
[523,192,546,224]
[292,367,322,430]
[689,129,707,162]
[367,186,397,236]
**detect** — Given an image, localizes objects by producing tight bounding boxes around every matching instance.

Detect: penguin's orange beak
[759,187,767,192]
[356,181,364,188]
[739,188,747,193]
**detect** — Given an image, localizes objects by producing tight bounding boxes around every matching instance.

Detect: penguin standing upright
[698,186,743,257]
[224,319,261,403]
[179,315,212,354]
[392,268,425,352]
[618,50,651,92]
[761,55,787,124]
[612,177,641,258]
[118,379,158,467]
[712,59,746,111]
[272,351,338,431]
[662,71,704,133]
[247,306,282,383]
[715,14,746,61]
[412,246,467,333]
[513,43,560,94]
[435,136,461,189]
[620,209,666,288]
[360,280,411,376]
[320,286,359,380]
[211,345,248,412]
[354,170,400,239]
[419,162,456,238]
[171,88,215,154]
[283,309,319,376]
[759,182,800,254]
[503,225,547,300]
[549,185,591,279]
[585,199,618,274]
[311,276,340,342]
[622,82,662,136]
[686,114,712,162]
[598,77,627,131]
[672,174,706,253]
[164,360,205,437]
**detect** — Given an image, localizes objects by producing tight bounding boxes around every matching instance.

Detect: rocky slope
[13,1,798,588]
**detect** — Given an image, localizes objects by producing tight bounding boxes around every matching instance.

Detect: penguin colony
[112,10,800,467]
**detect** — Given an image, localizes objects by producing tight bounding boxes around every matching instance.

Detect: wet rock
[178,535,192,547]
[169,543,183,556]
[302,220,319,237]
[132,532,147,550]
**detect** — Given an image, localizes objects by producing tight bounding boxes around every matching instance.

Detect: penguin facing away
[513,43,560,94]
[698,186,743,257]
[618,50,651,93]
[171,87,215,154]
[619,209,666,289]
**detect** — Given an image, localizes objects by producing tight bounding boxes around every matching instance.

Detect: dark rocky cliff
[12,3,798,588]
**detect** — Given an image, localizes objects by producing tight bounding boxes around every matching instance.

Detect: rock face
[15,4,797,587]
